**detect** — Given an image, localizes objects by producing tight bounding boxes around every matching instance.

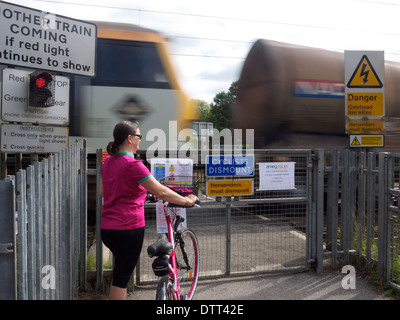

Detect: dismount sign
[206,155,254,177]
[0,1,96,76]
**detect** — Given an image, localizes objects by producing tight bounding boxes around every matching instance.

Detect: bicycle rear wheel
[175,228,199,300]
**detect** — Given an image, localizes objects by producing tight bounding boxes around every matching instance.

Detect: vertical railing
[324,149,399,291]
[7,140,87,299]
[0,177,16,300]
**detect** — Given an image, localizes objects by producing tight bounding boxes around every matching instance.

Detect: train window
[92,38,171,89]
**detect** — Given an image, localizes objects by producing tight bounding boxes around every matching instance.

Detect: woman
[99,120,198,300]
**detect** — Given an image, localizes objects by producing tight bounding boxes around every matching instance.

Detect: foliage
[193,80,238,131]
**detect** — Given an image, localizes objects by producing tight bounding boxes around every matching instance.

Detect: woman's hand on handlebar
[185,194,198,207]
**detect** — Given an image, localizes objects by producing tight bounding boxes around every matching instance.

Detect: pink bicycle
[147,177,200,300]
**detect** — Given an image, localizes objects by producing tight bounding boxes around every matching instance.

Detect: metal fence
[324,149,400,292]
[92,149,321,285]
[0,140,87,300]
[377,152,400,291]
[2,145,400,299]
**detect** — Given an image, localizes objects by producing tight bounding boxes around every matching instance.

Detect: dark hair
[106,120,139,156]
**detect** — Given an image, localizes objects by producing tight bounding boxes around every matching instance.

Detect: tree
[192,99,211,123]
[209,80,238,131]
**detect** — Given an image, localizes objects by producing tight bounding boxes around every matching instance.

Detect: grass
[87,252,113,270]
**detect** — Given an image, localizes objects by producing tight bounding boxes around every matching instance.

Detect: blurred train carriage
[70,21,196,153]
[234,39,400,150]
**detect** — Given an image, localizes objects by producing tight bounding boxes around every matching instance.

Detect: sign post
[345,51,385,148]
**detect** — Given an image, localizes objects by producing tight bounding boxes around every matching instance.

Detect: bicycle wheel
[156,277,172,300]
[175,228,199,300]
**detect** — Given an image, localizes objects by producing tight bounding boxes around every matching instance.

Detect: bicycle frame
[163,201,182,300]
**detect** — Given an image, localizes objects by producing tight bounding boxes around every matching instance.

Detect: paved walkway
[128,270,393,300]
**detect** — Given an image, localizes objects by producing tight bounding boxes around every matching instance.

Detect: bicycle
[147,177,200,300]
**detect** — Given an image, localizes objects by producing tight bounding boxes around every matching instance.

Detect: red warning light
[36,77,46,88]
[29,71,55,107]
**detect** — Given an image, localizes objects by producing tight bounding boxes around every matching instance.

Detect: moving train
[233,39,400,150]
[70,21,196,153]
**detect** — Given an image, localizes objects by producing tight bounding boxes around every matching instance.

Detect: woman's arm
[140,176,197,206]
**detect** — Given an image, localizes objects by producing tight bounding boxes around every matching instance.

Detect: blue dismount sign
[206,155,254,177]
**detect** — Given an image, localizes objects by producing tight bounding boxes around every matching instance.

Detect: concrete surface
[127,270,393,300]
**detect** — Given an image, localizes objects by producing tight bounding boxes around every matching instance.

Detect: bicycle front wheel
[175,228,199,300]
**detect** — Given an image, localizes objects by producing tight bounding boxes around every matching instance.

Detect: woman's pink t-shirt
[101,152,152,230]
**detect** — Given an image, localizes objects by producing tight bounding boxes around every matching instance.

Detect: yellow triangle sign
[351,136,361,146]
[347,55,383,88]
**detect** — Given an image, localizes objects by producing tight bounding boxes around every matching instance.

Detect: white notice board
[258,162,295,191]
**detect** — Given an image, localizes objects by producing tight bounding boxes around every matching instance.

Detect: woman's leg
[109,285,127,300]
[101,228,145,300]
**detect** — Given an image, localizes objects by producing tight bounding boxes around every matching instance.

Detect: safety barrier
[324,149,400,292]
[0,140,87,300]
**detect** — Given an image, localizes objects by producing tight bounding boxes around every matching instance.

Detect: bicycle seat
[147,234,173,257]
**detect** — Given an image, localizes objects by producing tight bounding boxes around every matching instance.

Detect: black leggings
[101,228,145,288]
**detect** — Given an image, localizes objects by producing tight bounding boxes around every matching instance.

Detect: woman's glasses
[130,134,142,140]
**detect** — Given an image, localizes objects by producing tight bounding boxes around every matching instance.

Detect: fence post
[225,196,231,276]
[96,149,104,290]
[365,152,375,274]
[378,152,390,280]
[80,140,88,291]
[0,177,16,300]
[342,149,354,265]
[356,151,366,270]
[17,170,28,300]
[312,149,324,273]
[326,150,339,269]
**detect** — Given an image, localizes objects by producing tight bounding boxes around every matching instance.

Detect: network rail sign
[0,1,96,76]
[206,155,254,177]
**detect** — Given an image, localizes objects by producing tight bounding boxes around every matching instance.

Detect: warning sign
[346,92,383,117]
[350,135,384,148]
[347,55,383,88]
[0,2,96,76]
[345,51,385,136]
[351,136,361,146]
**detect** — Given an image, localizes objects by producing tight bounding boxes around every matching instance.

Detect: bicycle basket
[159,176,199,197]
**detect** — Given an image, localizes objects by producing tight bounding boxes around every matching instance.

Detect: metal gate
[132,149,320,283]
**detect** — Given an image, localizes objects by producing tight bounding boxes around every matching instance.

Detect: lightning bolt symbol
[360,63,369,84]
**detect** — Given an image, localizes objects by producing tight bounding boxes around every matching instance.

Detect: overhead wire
[17,0,400,59]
